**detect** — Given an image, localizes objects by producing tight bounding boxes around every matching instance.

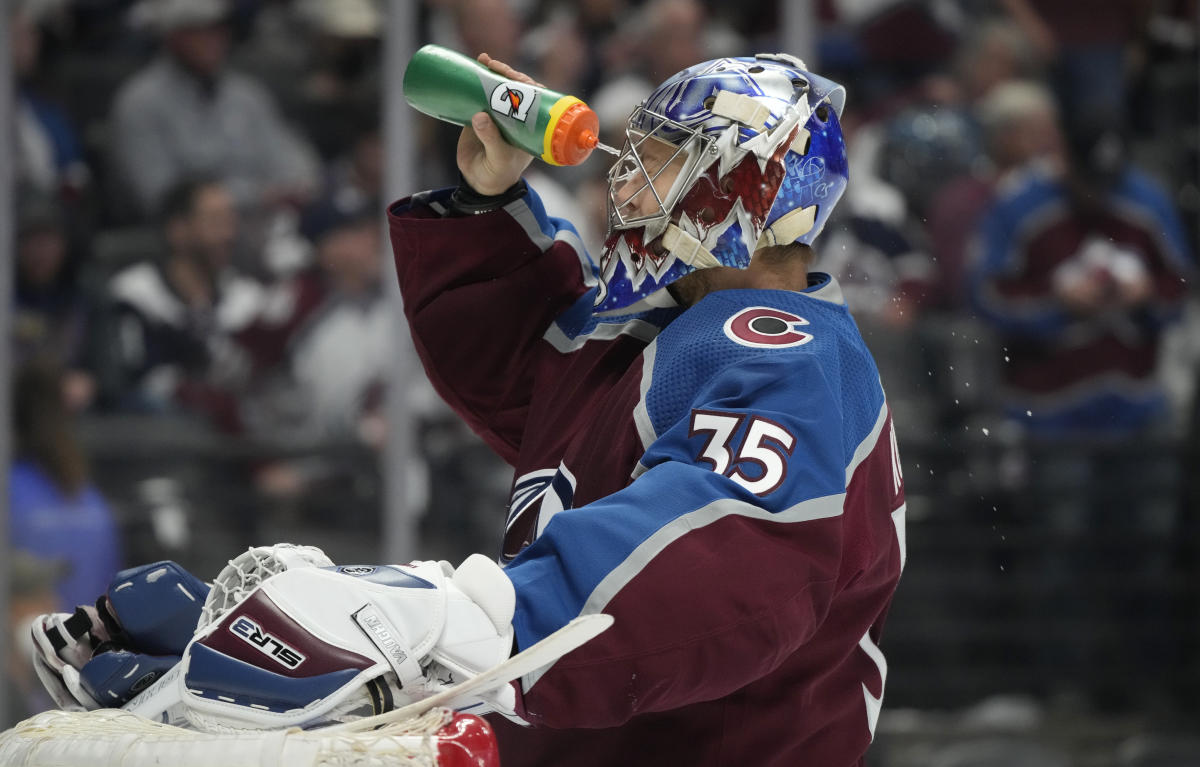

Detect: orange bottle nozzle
[546,99,602,166]
[576,129,618,157]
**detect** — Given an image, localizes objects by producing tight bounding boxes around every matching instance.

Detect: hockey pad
[177,555,516,731]
[104,561,210,655]
[78,648,181,707]
[30,560,209,711]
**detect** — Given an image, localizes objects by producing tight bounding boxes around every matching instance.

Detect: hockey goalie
[13,543,608,767]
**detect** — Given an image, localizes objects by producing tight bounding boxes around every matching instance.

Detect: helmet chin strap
[757,205,817,248]
[660,201,818,274]
[661,224,723,270]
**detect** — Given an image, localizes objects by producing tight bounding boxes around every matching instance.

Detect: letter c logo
[723,307,813,349]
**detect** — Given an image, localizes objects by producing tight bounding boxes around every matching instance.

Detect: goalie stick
[118,612,613,730]
[328,613,614,733]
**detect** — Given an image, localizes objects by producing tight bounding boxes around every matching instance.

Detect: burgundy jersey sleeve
[387,186,596,462]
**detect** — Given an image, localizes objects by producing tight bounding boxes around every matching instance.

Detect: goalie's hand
[412,554,520,718]
[31,560,210,711]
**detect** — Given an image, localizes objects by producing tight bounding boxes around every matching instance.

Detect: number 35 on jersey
[689,410,797,496]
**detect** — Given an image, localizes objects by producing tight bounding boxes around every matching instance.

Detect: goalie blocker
[30,545,522,731]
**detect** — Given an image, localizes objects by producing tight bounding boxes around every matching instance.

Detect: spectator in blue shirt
[9,361,122,610]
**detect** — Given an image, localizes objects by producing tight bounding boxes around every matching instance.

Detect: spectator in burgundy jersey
[967,107,1191,438]
[928,79,1063,312]
[967,106,1192,705]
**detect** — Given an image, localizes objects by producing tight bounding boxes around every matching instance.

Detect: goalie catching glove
[182,552,518,729]
[31,545,520,730]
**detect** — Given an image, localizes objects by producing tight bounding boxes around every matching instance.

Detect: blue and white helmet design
[596,53,849,315]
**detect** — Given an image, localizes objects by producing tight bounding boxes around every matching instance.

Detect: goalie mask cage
[0,706,499,767]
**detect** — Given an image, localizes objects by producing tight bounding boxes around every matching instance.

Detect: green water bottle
[403,44,611,166]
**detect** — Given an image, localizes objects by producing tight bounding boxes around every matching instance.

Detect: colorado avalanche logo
[723,306,812,348]
[489,81,535,122]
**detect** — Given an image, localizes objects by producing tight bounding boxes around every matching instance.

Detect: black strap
[46,607,93,652]
[365,676,394,715]
[447,176,528,216]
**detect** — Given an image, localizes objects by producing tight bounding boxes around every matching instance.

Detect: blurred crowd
[6,0,1200,740]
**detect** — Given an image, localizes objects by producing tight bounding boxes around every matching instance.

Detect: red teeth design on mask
[673,126,794,241]
[602,125,797,297]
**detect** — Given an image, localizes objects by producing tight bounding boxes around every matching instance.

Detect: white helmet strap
[757,205,818,249]
[710,90,772,131]
[662,224,722,269]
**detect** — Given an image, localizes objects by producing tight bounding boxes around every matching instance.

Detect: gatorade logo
[490,81,535,122]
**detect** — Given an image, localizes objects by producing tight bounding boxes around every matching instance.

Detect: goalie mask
[595,53,849,315]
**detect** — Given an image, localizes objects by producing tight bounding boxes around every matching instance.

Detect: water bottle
[403,44,615,166]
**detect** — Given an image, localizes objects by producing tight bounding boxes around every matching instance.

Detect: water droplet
[981,427,990,436]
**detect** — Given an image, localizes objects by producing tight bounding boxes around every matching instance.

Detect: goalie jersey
[389,184,906,767]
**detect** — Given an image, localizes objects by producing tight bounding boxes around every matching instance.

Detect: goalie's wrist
[448,174,528,216]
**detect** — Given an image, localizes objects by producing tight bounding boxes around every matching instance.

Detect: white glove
[425,554,519,716]
[199,543,335,631]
